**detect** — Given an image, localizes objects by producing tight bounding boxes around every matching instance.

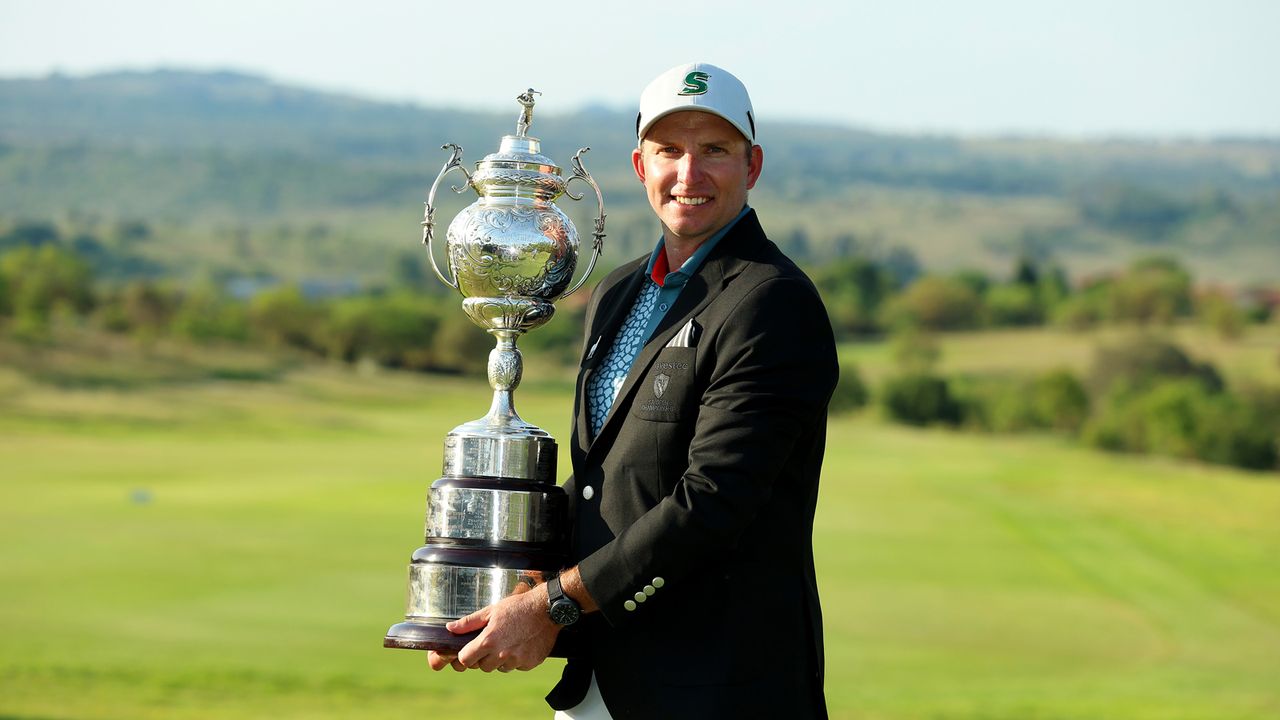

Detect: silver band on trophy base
[384,89,605,653]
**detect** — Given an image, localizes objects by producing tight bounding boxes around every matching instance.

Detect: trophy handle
[421,143,476,290]
[559,147,607,300]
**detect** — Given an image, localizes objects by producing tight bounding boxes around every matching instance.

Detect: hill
[1,69,1278,285]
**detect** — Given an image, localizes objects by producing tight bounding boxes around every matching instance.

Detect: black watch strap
[547,575,581,626]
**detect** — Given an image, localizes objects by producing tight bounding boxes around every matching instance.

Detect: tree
[0,221,59,252]
[885,275,982,330]
[986,284,1043,326]
[0,245,94,328]
[813,258,893,337]
[1108,257,1193,324]
[247,285,322,350]
[1196,290,1245,340]
[389,250,432,291]
[1087,334,1222,398]
[171,281,249,342]
[881,374,961,426]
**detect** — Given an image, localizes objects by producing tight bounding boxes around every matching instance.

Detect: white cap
[637,62,755,144]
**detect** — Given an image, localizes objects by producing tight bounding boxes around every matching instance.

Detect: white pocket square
[665,319,699,348]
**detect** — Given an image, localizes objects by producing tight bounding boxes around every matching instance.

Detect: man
[428,62,838,719]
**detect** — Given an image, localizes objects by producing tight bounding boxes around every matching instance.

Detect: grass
[1,347,1278,718]
[840,322,1280,388]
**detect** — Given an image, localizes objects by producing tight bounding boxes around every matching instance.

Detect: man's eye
[707,146,727,154]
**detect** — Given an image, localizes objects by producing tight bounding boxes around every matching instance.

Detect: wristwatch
[546,575,581,626]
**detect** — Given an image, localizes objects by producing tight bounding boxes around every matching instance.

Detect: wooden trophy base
[384,621,479,652]
[384,620,580,657]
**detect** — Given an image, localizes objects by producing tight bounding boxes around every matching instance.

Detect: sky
[2,0,1278,138]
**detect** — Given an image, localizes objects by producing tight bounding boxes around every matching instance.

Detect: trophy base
[384,621,478,652]
[383,620,581,658]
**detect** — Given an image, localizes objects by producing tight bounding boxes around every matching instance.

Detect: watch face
[550,599,580,626]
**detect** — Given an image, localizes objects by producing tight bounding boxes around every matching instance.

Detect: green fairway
[839,323,1280,388]
[1,364,1278,719]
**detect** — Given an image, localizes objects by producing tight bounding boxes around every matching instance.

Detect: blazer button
[652,577,665,588]
[624,600,637,612]
[633,591,647,603]
[643,585,656,596]
[582,486,594,500]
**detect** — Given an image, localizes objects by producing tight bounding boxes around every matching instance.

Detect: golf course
[2,331,1277,719]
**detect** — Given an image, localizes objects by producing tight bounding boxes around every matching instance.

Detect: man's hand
[425,581,560,673]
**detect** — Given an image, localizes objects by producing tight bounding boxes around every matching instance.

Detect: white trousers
[553,672,615,720]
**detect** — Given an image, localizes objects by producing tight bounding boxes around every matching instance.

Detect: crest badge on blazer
[653,373,670,399]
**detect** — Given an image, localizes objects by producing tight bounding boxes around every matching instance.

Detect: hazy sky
[3,0,1277,138]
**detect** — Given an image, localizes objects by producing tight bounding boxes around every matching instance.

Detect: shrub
[1107,257,1193,325]
[0,245,94,324]
[1031,369,1090,433]
[247,285,323,351]
[322,293,441,370]
[1088,335,1222,397]
[828,363,870,415]
[1052,294,1104,330]
[171,284,250,343]
[951,369,1088,435]
[813,258,894,337]
[884,276,983,330]
[117,281,177,335]
[985,283,1044,326]
[1191,393,1277,470]
[430,312,494,376]
[1196,291,1246,340]
[1083,379,1277,470]
[881,373,961,426]
[950,376,1035,433]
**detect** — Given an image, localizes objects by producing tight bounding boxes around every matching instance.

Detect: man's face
[632,111,763,249]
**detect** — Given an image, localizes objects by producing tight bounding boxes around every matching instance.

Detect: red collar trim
[650,250,670,287]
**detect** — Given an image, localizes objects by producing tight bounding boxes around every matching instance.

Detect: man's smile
[673,195,710,206]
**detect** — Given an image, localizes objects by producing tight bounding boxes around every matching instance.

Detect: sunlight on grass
[1,363,1278,719]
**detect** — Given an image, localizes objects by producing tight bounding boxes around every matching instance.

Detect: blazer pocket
[631,347,696,423]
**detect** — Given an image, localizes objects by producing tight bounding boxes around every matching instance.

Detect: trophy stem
[483,330,530,430]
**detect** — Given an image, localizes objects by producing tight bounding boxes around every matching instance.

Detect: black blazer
[546,211,838,719]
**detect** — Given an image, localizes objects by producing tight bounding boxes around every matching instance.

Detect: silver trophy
[384,89,605,652]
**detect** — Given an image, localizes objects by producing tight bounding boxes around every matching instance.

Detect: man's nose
[676,153,704,185]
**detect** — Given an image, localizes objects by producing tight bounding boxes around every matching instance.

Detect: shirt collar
[646,205,751,288]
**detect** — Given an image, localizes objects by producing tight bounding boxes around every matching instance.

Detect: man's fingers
[455,630,489,669]
[447,606,491,635]
[456,632,514,673]
[478,651,509,673]
[450,657,466,672]
[426,650,458,672]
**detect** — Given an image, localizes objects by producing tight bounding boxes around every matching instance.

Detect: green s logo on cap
[679,71,710,96]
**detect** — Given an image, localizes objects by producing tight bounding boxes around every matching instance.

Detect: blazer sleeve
[576,275,839,627]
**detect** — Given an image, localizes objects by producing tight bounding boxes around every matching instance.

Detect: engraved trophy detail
[384,89,605,652]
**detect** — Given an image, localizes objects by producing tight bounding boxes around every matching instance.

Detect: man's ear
[631,146,646,183]
[746,145,764,190]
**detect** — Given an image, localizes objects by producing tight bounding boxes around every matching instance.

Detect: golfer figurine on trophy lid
[383,89,606,653]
